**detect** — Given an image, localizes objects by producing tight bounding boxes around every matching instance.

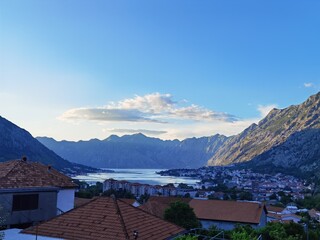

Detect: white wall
[57,189,75,213]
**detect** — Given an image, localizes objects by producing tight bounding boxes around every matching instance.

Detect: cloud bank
[60,93,237,123]
[58,93,275,140]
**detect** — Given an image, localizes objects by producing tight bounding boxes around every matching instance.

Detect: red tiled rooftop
[0,159,77,189]
[23,197,185,240]
[266,205,285,213]
[140,197,266,224]
[189,199,267,224]
[74,197,97,208]
[138,196,192,219]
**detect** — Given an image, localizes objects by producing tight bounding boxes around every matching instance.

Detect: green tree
[178,183,194,189]
[239,191,253,201]
[137,193,150,204]
[258,222,303,240]
[231,231,251,240]
[75,181,103,198]
[174,235,198,240]
[269,193,277,200]
[164,201,200,230]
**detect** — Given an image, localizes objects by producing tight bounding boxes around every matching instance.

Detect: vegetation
[175,222,320,240]
[178,183,194,189]
[206,184,253,201]
[164,201,201,230]
[137,193,150,204]
[295,194,320,211]
[102,189,135,199]
[74,181,103,198]
[174,235,198,240]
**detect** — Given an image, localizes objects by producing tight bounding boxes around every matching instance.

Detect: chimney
[21,156,27,162]
[48,165,52,171]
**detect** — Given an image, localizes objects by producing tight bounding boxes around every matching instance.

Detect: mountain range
[0,116,97,174]
[37,134,228,169]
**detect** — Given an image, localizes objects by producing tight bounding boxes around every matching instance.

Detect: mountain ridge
[0,116,97,174]
[207,92,320,178]
[37,133,229,169]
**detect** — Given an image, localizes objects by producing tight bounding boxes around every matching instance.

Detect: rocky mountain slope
[0,116,97,174]
[37,133,228,169]
[208,92,320,177]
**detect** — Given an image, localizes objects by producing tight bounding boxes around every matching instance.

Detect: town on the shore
[104,166,313,202]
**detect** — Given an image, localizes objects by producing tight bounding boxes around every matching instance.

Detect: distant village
[157,166,313,201]
[103,166,313,202]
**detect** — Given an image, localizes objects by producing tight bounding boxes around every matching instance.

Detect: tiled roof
[22,197,185,240]
[266,205,285,213]
[0,159,77,189]
[74,197,96,208]
[189,199,267,224]
[120,198,136,206]
[267,212,281,220]
[138,196,192,219]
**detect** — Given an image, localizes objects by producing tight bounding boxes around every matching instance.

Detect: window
[12,194,39,211]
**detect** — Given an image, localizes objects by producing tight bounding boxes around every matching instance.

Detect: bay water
[73,168,199,187]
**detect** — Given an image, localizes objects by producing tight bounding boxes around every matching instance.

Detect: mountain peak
[208,92,320,174]
[0,116,96,174]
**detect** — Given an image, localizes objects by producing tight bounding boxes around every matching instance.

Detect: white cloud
[257,104,278,118]
[171,105,237,122]
[304,82,313,88]
[59,108,162,123]
[59,93,237,123]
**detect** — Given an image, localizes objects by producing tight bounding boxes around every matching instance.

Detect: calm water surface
[74,169,199,186]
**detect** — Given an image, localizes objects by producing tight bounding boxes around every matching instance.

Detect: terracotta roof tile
[189,199,267,224]
[138,196,191,219]
[74,197,98,208]
[22,197,185,240]
[266,206,285,213]
[0,159,77,189]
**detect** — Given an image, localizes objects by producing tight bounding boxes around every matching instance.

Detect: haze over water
[74,168,199,186]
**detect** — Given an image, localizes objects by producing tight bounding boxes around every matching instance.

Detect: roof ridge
[24,197,102,233]
[112,197,130,240]
[3,160,22,178]
[118,198,185,230]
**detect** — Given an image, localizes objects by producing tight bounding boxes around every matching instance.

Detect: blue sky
[0,0,319,140]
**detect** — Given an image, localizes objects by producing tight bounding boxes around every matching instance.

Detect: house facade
[0,158,77,228]
[103,178,180,197]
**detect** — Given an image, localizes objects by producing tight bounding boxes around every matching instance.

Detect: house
[139,197,267,231]
[309,209,320,222]
[0,158,77,228]
[22,197,186,240]
[266,205,301,223]
[189,199,267,230]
